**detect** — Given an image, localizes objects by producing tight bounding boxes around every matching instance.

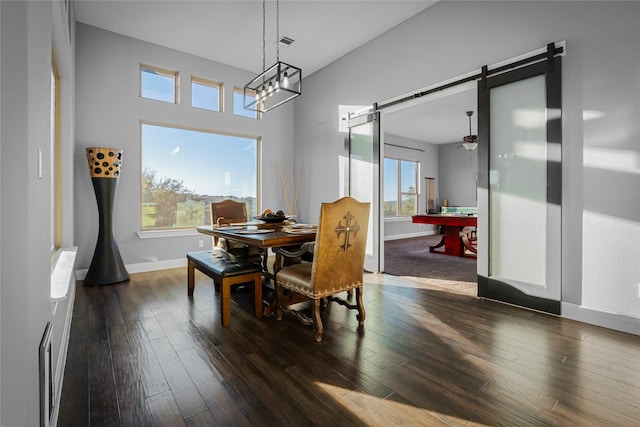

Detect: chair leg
[312,298,324,342]
[274,284,283,321]
[356,287,366,326]
[253,272,263,319]
[220,279,230,327]
[187,261,195,296]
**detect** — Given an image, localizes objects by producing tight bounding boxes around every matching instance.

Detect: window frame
[51,53,62,253]
[139,121,261,231]
[140,63,179,104]
[384,157,419,218]
[191,75,223,112]
[233,86,261,119]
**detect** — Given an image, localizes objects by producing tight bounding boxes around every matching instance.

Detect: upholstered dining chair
[273,196,370,342]
[210,200,260,260]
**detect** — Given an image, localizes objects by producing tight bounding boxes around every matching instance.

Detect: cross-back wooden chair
[274,196,370,342]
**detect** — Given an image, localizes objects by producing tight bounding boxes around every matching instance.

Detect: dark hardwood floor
[58,266,640,426]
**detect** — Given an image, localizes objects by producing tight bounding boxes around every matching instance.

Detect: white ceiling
[74,0,437,77]
[74,0,476,144]
[383,86,477,145]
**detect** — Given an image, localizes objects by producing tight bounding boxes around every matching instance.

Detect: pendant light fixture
[462,111,478,151]
[243,0,302,113]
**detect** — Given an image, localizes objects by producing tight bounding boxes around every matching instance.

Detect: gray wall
[74,24,297,270]
[1,1,76,425]
[293,1,640,330]
[439,143,477,208]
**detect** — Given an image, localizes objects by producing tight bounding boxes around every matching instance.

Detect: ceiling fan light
[461,111,477,151]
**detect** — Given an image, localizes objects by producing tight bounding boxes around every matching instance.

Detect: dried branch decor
[279,162,303,216]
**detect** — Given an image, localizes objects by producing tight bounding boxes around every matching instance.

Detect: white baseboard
[75,258,187,280]
[562,303,640,336]
[384,231,436,241]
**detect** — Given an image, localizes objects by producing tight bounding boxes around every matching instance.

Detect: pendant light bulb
[282,71,289,88]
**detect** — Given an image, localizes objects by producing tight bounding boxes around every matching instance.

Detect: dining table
[196,220,317,314]
[197,220,317,274]
[412,213,477,258]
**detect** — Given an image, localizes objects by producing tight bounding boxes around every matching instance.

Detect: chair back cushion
[211,199,248,225]
[310,197,370,295]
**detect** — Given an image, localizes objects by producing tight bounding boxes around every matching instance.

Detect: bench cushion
[187,249,262,277]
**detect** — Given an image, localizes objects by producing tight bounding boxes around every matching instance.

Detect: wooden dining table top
[196,223,316,249]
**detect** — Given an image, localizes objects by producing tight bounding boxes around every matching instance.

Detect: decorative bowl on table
[252,209,291,223]
[252,215,292,223]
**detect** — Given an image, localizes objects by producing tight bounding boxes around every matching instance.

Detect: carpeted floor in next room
[383,234,478,296]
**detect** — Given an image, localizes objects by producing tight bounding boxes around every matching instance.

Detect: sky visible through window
[233,89,257,118]
[141,68,175,103]
[192,80,219,111]
[384,158,397,203]
[142,124,256,198]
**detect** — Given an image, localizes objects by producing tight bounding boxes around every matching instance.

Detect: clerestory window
[140,64,179,103]
[191,76,222,111]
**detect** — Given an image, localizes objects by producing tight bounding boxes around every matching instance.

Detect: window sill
[137,229,200,239]
[51,247,77,301]
[384,216,414,223]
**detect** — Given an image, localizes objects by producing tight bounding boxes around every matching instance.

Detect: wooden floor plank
[146,389,187,427]
[150,337,209,420]
[117,380,155,426]
[177,346,251,426]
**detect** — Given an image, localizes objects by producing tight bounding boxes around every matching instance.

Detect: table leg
[429,235,446,253]
[444,226,465,256]
[430,226,466,257]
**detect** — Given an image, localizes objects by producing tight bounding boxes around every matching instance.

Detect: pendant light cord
[276,0,280,62]
[261,0,281,70]
[262,0,280,72]
[262,0,266,72]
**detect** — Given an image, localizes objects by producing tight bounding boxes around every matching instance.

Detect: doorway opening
[381,83,478,296]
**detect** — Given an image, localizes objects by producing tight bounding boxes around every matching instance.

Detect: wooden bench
[187,249,263,327]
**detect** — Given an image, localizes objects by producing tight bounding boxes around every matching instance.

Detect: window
[141,123,259,230]
[140,64,178,103]
[191,76,222,111]
[233,86,259,118]
[51,56,61,252]
[384,157,418,217]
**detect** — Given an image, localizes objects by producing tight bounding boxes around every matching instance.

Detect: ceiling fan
[461,110,478,151]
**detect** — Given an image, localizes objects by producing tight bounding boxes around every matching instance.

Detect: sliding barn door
[347,111,380,273]
[477,56,562,314]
